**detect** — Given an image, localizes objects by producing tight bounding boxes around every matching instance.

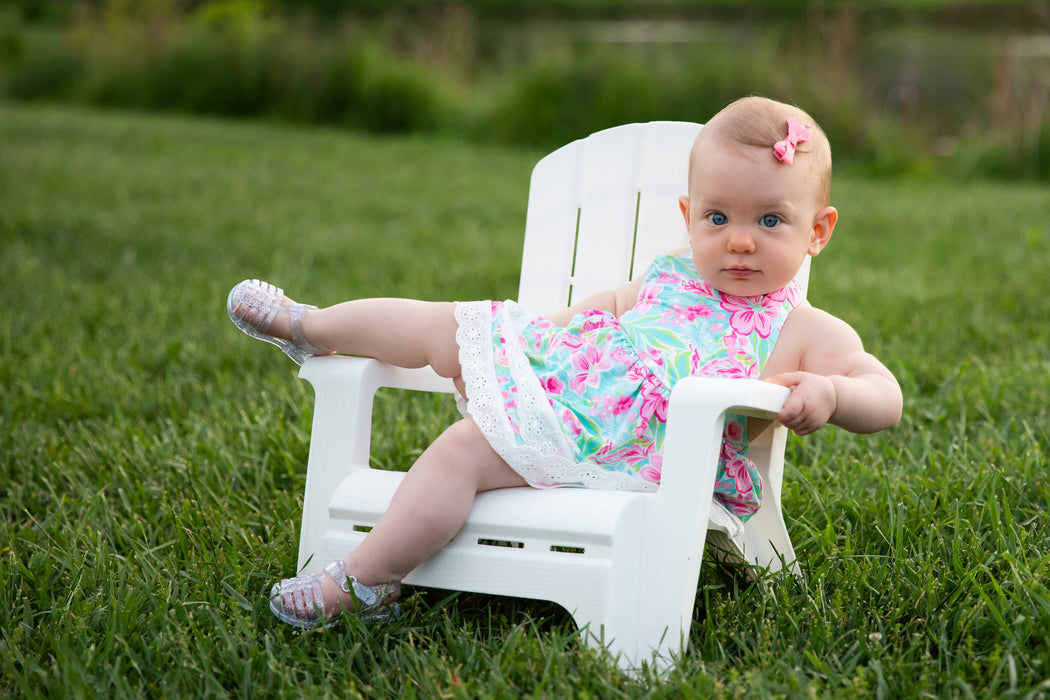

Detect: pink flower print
[560,407,583,437]
[493,344,510,369]
[532,317,557,332]
[639,347,665,369]
[613,395,635,416]
[580,311,617,333]
[721,331,747,354]
[635,376,668,436]
[765,286,787,303]
[634,285,661,313]
[665,303,711,327]
[682,278,715,297]
[553,331,585,351]
[541,375,565,396]
[766,281,803,306]
[694,354,754,379]
[500,384,518,412]
[626,362,648,382]
[568,344,613,394]
[608,345,635,366]
[684,304,715,322]
[723,419,744,445]
[610,440,655,467]
[593,394,621,420]
[640,455,663,485]
[720,294,780,338]
[722,451,755,503]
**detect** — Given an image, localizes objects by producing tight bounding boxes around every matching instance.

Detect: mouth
[724,266,758,279]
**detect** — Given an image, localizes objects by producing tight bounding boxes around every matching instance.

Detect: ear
[678,195,691,232]
[808,206,837,256]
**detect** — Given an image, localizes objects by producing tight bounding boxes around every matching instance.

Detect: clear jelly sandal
[268,559,402,630]
[226,279,331,365]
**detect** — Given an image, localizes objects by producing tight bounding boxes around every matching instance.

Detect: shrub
[351,46,455,133]
[0,5,1045,181]
[259,38,364,125]
[488,35,794,149]
[489,59,618,147]
[1,31,82,99]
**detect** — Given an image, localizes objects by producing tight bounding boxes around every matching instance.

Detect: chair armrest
[659,377,800,577]
[298,355,455,468]
[299,354,456,396]
[633,378,790,638]
[659,377,788,495]
[295,355,455,571]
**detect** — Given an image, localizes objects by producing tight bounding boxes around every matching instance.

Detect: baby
[227,96,903,629]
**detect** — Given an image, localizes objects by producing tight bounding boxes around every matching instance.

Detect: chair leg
[739,496,800,577]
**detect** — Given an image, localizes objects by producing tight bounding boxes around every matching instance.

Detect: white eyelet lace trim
[454,300,653,492]
[708,498,745,538]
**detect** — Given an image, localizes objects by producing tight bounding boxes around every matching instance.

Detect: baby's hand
[765,372,837,436]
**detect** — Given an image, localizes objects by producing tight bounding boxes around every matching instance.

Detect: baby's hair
[693,96,833,206]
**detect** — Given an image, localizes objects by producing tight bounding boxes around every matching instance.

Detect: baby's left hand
[765,372,837,436]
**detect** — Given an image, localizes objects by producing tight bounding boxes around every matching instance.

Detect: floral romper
[454,253,803,521]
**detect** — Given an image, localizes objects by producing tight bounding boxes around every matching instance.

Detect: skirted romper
[454,253,803,522]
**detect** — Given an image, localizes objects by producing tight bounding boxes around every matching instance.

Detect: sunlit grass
[2,102,1049,697]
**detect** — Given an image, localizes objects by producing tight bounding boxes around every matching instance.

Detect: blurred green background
[2,0,1048,180]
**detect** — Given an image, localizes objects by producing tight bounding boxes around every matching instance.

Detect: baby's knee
[437,418,489,456]
[429,354,462,380]
[428,419,518,486]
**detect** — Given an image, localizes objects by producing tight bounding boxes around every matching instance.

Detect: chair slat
[519,122,703,312]
[570,123,646,303]
[517,140,583,312]
[632,122,700,277]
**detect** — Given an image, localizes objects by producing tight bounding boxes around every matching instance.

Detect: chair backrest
[517,121,810,312]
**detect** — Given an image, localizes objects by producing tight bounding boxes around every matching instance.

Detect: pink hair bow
[773,117,812,165]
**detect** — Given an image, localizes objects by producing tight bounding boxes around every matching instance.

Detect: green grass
[2,102,1050,698]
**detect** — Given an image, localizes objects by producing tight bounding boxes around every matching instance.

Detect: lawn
[2,102,1049,698]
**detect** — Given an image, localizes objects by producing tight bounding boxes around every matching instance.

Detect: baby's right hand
[765,372,837,436]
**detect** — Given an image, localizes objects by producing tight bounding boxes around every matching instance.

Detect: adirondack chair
[293,121,808,673]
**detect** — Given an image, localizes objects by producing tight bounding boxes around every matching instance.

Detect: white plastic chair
[294,122,808,673]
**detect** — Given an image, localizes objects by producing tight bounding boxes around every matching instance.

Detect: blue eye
[760,214,780,227]
[708,212,727,226]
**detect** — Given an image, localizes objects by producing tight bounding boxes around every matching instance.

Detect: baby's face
[681,137,829,297]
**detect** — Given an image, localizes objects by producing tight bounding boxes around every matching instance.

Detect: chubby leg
[304,299,463,379]
[271,418,526,622]
[227,280,463,379]
[346,418,525,582]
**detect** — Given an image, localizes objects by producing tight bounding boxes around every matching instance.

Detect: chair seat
[323,468,646,597]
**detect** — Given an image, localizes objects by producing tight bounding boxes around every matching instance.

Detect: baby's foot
[226,279,331,365]
[268,559,402,629]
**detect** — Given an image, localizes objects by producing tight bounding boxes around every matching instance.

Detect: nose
[726,226,756,254]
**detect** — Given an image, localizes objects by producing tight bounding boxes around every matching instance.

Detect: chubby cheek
[688,248,719,280]
[688,235,717,260]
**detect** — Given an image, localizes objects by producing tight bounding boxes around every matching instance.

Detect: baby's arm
[544,276,645,326]
[764,306,903,436]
